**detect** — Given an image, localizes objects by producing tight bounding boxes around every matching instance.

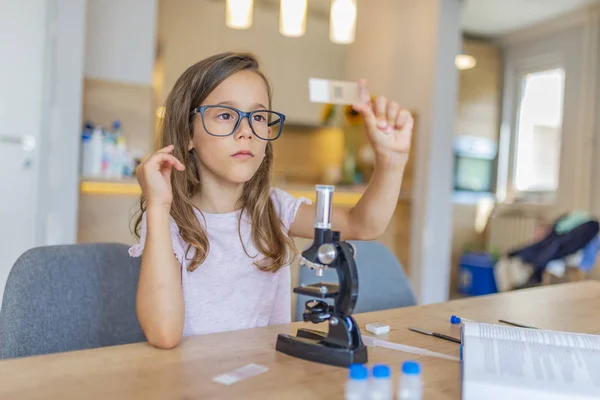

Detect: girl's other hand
[136,145,185,211]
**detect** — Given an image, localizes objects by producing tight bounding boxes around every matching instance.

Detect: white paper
[308,78,361,105]
[462,323,600,399]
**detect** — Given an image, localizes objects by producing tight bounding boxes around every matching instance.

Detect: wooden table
[1,281,599,399]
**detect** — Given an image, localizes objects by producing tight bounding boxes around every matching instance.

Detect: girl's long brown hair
[133,52,296,273]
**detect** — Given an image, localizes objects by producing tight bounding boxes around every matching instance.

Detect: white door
[0,0,48,302]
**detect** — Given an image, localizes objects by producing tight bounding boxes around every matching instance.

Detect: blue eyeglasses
[190,105,285,141]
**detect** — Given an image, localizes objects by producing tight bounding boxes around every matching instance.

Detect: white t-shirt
[129,187,310,337]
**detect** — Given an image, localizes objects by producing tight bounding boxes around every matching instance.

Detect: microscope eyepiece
[314,185,334,229]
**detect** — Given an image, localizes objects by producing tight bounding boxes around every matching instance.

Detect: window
[513,68,565,196]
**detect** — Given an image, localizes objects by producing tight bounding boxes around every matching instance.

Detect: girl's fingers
[386,102,400,134]
[395,109,413,132]
[149,153,185,172]
[156,144,175,154]
[168,158,186,172]
[375,96,387,123]
[352,103,378,135]
[358,79,371,106]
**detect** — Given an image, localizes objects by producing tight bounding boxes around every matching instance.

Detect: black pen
[408,327,461,344]
[498,319,539,329]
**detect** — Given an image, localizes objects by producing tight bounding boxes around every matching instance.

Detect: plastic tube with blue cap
[346,364,368,400]
[398,361,423,400]
[370,364,393,400]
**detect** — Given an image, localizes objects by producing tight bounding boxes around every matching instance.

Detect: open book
[461,322,600,400]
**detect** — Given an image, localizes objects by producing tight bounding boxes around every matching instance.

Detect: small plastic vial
[345,364,368,400]
[397,360,423,400]
[369,364,393,400]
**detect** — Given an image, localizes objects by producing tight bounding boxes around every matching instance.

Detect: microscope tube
[314,185,334,229]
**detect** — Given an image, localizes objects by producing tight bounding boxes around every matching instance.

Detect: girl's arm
[137,207,185,349]
[290,81,413,241]
[135,145,186,349]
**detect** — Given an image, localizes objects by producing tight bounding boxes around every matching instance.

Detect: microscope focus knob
[317,243,337,265]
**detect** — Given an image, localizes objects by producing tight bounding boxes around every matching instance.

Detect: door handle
[0,134,36,151]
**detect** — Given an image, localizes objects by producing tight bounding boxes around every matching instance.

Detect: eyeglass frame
[190,104,285,141]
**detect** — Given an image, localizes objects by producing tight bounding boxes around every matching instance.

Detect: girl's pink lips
[231,150,254,159]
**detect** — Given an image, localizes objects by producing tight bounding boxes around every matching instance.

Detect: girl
[130,52,413,349]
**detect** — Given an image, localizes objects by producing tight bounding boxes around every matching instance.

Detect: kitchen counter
[79,178,367,207]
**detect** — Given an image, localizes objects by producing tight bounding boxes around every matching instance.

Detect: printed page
[462,323,600,399]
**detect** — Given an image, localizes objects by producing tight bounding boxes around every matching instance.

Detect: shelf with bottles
[80,120,145,181]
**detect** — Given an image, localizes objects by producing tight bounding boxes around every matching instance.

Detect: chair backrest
[0,243,146,359]
[295,240,417,321]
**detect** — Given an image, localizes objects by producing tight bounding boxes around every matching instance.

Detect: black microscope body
[275,185,368,367]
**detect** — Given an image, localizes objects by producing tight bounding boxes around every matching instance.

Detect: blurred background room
[2,0,600,309]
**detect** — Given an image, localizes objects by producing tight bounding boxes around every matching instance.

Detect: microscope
[275,185,368,367]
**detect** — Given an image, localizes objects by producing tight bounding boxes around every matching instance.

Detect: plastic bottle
[102,130,116,178]
[89,125,104,177]
[80,122,94,176]
[345,364,368,400]
[123,149,135,178]
[113,135,127,179]
[369,364,393,400]
[112,120,121,135]
[397,360,423,400]
[81,131,91,176]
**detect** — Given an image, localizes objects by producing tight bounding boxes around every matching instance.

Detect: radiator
[486,215,539,255]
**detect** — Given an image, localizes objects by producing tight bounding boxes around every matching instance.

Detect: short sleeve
[270,187,312,233]
[128,211,187,265]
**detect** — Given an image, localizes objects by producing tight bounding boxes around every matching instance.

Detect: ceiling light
[455,54,477,70]
[226,0,254,29]
[280,0,307,37]
[330,0,357,44]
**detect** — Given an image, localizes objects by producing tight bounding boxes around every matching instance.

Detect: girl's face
[189,70,271,186]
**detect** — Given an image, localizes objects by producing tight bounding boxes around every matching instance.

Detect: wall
[38,0,87,246]
[157,0,347,126]
[455,40,501,140]
[78,193,140,245]
[345,0,462,304]
[85,0,157,85]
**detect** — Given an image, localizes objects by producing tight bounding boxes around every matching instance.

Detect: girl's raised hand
[136,145,185,210]
[352,79,414,167]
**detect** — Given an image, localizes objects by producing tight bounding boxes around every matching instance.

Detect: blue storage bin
[458,252,497,296]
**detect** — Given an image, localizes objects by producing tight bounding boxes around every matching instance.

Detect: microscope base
[275,332,368,368]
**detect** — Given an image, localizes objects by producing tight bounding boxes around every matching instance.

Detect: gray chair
[0,243,146,359]
[295,240,417,321]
